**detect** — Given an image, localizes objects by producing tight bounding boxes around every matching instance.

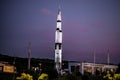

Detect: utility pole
[107,48,110,65]
[28,42,31,70]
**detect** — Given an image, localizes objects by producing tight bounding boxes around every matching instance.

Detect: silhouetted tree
[116,63,120,73]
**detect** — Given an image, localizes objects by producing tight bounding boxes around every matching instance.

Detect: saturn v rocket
[55,7,62,73]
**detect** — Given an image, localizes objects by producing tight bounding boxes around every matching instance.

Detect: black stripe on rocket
[56,28,62,32]
[55,43,62,49]
[57,20,61,22]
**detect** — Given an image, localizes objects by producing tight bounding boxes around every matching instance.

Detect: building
[68,62,118,75]
[0,62,16,73]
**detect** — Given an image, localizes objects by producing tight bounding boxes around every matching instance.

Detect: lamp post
[39,63,42,74]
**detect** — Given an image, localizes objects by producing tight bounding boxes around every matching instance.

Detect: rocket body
[55,8,62,73]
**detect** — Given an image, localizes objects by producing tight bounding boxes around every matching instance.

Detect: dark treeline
[0,53,120,80]
[0,53,68,71]
[0,53,68,80]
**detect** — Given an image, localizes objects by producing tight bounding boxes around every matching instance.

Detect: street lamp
[39,63,42,74]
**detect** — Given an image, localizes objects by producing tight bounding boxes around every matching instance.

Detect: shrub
[38,73,48,80]
[16,73,33,80]
[104,71,120,80]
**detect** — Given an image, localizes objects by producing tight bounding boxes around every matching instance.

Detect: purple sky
[0,0,120,64]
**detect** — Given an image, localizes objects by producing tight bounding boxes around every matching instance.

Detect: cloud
[64,20,90,33]
[40,8,55,16]
[90,21,106,28]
